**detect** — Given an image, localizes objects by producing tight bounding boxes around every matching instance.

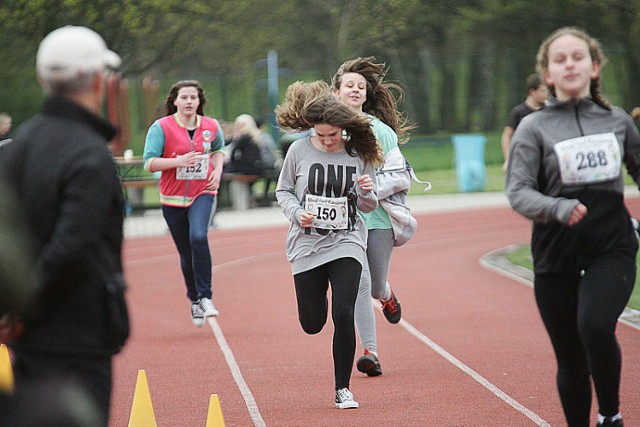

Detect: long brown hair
[331,56,413,144]
[275,80,383,166]
[536,27,610,110]
[164,80,207,116]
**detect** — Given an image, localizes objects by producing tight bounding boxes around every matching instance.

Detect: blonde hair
[234,114,263,145]
[536,27,610,109]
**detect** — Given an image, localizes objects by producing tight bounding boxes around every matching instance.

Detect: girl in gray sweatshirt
[275,81,382,409]
[506,27,640,427]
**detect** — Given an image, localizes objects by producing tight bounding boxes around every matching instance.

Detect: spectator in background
[255,117,278,169]
[501,73,548,172]
[222,114,266,208]
[224,114,265,176]
[208,119,235,228]
[0,25,129,426]
[255,116,282,206]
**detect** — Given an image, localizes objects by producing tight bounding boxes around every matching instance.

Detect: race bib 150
[305,194,348,230]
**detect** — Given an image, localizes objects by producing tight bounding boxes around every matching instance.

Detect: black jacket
[0,96,128,356]
[224,134,265,175]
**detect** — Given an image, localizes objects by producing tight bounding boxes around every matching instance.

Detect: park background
[1,0,640,310]
[2,0,640,138]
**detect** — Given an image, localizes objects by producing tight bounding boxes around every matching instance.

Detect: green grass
[408,165,505,195]
[507,245,640,311]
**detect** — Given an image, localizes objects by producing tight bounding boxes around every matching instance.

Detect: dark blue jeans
[162,194,214,302]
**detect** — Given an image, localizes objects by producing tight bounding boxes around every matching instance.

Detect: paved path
[124,192,512,238]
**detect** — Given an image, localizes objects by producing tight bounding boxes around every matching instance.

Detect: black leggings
[294,257,361,390]
[534,253,635,426]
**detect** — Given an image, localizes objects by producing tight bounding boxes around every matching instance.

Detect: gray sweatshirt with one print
[276,137,378,275]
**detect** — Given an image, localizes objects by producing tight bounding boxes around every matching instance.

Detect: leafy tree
[3,0,640,134]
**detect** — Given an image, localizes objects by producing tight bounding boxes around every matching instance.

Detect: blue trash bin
[452,134,486,192]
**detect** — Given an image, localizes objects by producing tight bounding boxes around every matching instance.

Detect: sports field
[110,195,640,426]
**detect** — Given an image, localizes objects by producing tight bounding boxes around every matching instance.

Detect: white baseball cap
[36,25,121,81]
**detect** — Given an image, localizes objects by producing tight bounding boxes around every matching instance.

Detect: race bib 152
[176,154,209,180]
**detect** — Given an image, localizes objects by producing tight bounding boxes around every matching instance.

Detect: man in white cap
[0,26,129,426]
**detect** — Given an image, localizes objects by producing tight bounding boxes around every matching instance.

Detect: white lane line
[399,318,550,426]
[208,317,267,427]
[208,247,552,424]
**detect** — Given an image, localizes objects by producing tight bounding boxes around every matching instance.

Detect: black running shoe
[381,291,401,324]
[356,348,382,377]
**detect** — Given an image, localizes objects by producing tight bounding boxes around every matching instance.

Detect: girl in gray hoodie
[275,81,382,409]
[506,27,640,427]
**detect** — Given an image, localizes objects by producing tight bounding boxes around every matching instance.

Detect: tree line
[2,0,639,135]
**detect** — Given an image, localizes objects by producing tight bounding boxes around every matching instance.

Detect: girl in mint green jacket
[332,57,414,377]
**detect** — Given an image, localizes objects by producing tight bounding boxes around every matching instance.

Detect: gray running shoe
[191,302,205,327]
[199,297,219,318]
[335,388,359,409]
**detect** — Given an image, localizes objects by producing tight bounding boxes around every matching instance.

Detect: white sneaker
[191,302,205,327]
[199,298,219,317]
[335,388,359,409]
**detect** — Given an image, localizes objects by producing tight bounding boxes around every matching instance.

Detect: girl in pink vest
[143,80,225,326]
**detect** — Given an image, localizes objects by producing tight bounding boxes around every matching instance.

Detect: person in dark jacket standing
[500,73,548,172]
[0,25,128,426]
[506,27,640,427]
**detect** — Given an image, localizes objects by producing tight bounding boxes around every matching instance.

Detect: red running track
[110,200,640,426]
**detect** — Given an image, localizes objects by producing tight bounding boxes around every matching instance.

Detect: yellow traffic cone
[0,343,14,394]
[205,394,225,427]
[128,370,157,426]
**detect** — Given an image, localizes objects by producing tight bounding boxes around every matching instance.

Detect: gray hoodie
[276,137,377,275]
[506,97,640,223]
[506,96,640,273]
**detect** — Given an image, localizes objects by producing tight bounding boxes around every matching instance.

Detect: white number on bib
[176,154,209,180]
[554,132,620,185]
[305,195,348,230]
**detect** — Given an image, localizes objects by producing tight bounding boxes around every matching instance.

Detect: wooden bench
[119,173,259,212]
[221,173,261,211]
[121,179,158,190]
[120,178,158,212]
[115,156,159,213]
[115,154,279,212]
[219,169,280,211]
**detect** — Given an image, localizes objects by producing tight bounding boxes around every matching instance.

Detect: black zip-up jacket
[0,96,128,356]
